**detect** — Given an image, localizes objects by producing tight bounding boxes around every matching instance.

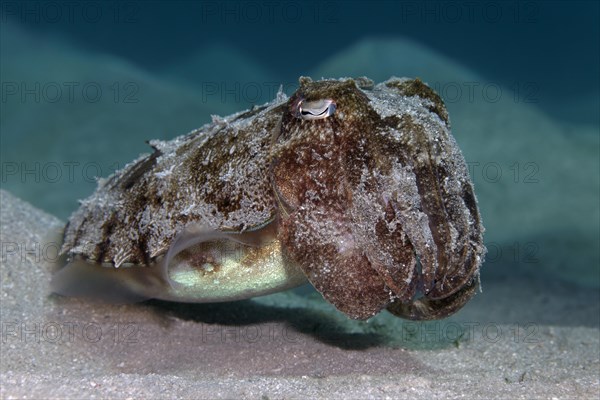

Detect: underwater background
[2,0,598,286]
[1,1,599,398]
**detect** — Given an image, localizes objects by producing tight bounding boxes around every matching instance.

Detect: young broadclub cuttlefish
[53,77,486,321]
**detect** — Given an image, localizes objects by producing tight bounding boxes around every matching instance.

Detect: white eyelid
[296,99,336,120]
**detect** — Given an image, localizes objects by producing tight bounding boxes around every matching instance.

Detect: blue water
[3,1,598,122]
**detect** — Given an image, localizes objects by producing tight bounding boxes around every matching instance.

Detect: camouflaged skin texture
[60,76,485,321]
[61,100,285,267]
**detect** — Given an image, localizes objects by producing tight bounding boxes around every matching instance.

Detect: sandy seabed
[1,190,598,399]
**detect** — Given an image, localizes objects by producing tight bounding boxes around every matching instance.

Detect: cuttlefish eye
[294,98,336,120]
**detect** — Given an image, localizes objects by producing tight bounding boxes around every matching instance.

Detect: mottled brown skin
[385,78,449,125]
[61,104,283,267]
[273,82,396,318]
[272,78,485,320]
[59,76,485,321]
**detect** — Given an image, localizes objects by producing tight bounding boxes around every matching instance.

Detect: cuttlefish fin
[51,221,281,304]
[50,256,154,304]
